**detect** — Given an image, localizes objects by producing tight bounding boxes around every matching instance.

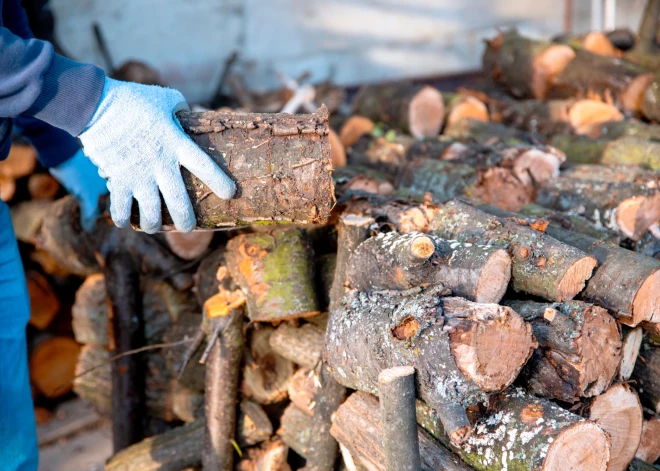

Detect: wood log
[288,368,318,415]
[26,270,60,330]
[130,107,334,229]
[550,134,660,170]
[633,340,660,413]
[226,228,319,322]
[606,29,636,51]
[0,175,16,202]
[279,403,313,458]
[241,326,293,405]
[333,165,395,198]
[346,231,511,303]
[236,438,291,471]
[621,326,644,381]
[629,458,660,471]
[27,173,60,200]
[635,0,660,54]
[105,248,145,452]
[325,286,536,443]
[269,322,324,370]
[0,141,36,186]
[329,128,347,169]
[482,30,576,99]
[584,383,643,471]
[162,311,205,392]
[340,195,438,234]
[163,231,214,260]
[429,200,597,301]
[636,413,660,463]
[594,119,660,140]
[536,165,660,241]
[29,336,80,398]
[444,117,536,146]
[443,93,489,130]
[556,31,621,57]
[9,200,53,245]
[351,85,445,138]
[420,388,611,471]
[237,400,274,447]
[476,201,660,326]
[378,366,421,471]
[346,132,413,173]
[331,392,472,471]
[339,116,375,148]
[504,300,621,402]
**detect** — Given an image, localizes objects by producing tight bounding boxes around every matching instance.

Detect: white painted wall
[51,0,646,104]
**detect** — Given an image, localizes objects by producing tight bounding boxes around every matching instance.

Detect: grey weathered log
[269,322,324,370]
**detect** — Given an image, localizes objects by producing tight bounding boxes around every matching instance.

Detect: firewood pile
[8,6,660,471]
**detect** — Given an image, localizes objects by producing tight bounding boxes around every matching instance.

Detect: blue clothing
[0,201,38,471]
[0,0,105,166]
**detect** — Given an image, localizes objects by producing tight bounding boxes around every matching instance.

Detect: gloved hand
[50,149,109,232]
[78,78,236,233]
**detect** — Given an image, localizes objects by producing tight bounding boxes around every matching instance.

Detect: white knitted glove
[78,78,236,233]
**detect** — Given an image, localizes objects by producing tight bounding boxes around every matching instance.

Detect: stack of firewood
[18,5,660,471]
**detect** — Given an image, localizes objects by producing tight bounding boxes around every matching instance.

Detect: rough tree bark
[504,300,621,402]
[429,199,597,302]
[345,231,511,303]
[269,322,324,370]
[633,340,660,413]
[550,134,660,170]
[325,286,535,443]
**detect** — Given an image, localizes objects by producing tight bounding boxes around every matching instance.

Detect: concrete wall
[51,0,646,104]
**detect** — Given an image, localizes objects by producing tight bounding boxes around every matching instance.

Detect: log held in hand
[130,106,334,230]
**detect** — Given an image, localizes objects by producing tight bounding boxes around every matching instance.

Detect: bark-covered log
[346,231,511,303]
[536,165,660,241]
[550,135,660,170]
[128,107,334,229]
[636,413,660,463]
[444,118,535,146]
[378,366,421,471]
[325,287,535,443]
[105,249,145,452]
[269,322,324,370]
[352,85,445,138]
[161,312,205,392]
[226,228,319,322]
[621,326,644,381]
[279,403,313,458]
[595,119,660,140]
[429,200,597,301]
[331,392,473,471]
[504,300,621,402]
[241,326,293,405]
[584,383,643,471]
[476,201,660,326]
[483,30,576,99]
[555,31,621,57]
[633,340,660,413]
[237,400,274,447]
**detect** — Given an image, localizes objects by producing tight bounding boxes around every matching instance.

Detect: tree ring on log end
[543,422,610,471]
[408,86,445,138]
[617,194,660,241]
[556,256,598,301]
[475,249,512,303]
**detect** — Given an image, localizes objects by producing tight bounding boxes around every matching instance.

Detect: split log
[269,322,324,370]
[583,383,643,471]
[482,30,576,99]
[72,275,198,347]
[164,231,213,260]
[339,116,375,148]
[490,98,623,136]
[236,438,291,471]
[288,368,318,415]
[331,392,472,471]
[503,300,621,402]
[632,341,660,413]
[241,326,293,405]
[27,173,60,200]
[130,107,334,229]
[237,400,274,447]
[105,249,145,452]
[621,326,644,381]
[378,366,421,471]
[351,85,445,138]
[421,388,611,471]
[536,164,660,241]
[226,228,319,322]
[325,286,536,443]
[636,413,660,463]
[346,231,511,303]
[340,195,438,234]
[476,202,660,326]
[429,200,597,301]
[26,270,60,330]
[550,135,660,170]
[29,336,80,398]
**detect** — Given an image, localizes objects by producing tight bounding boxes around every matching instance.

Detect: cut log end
[339,116,375,148]
[445,96,489,129]
[543,421,610,471]
[475,249,512,303]
[408,86,445,138]
[588,384,643,471]
[30,337,81,399]
[378,365,415,384]
[582,32,620,57]
[410,234,436,260]
[636,416,660,463]
[513,148,564,186]
[617,194,660,241]
[569,100,624,136]
[556,256,597,301]
[622,73,655,112]
[27,174,61,201]
[0,176,16,202]
[532,45,576,99]
[329,128,347,169]
[634,269,660,324]
[164,231,214,260]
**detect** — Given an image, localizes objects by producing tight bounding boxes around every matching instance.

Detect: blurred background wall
[49,0,646,103]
